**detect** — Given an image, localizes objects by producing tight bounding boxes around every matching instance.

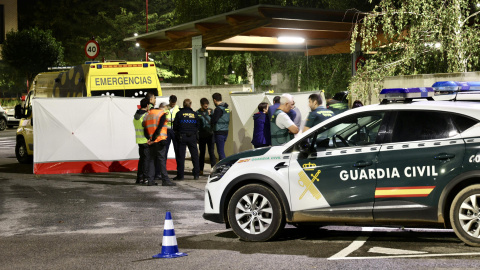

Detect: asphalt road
[1,128,480,269]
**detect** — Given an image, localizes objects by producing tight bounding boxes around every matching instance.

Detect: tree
[350,0,480,102]
[1,27,64,87]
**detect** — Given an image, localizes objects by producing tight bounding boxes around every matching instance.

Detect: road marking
[329,252,480,260]
[368,247,427,255]
[328,227,373,259]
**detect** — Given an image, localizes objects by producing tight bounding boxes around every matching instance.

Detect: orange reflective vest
[143,109,168,143]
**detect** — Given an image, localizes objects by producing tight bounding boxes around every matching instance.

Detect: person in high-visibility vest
[143,99,176,187]
[164,95,180,168]
[133,98,150,184]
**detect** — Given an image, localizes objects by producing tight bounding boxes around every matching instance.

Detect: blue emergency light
[379,87,434,103]
[433,81,480,92]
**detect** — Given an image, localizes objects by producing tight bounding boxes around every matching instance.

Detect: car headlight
[209,160,237,182]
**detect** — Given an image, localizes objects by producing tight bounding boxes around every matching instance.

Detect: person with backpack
[196,98,216,176]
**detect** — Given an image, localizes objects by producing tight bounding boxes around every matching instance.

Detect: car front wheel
[0,118,6,131]
[450,184,480,246]
[227,184,285,241]
[16,137,32,164]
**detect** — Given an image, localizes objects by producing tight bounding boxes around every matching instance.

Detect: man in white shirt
[270,94,299,146]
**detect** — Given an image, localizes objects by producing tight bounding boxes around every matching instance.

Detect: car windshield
[296,111,385,152]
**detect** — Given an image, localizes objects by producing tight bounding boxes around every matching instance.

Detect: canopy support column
[192,36,207,86]
[351,42,361,77]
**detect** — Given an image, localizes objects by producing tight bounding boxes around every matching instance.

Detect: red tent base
[34,159,177,175]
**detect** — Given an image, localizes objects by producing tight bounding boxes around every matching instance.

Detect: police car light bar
[379,87,434,103]
[432,81,480,94]
[432,81,480,101]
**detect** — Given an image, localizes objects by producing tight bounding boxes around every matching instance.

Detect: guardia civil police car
[204,83,480,246]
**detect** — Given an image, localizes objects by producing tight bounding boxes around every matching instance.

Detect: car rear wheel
[450,184,480,246]
[16,137,32,164]
[227,184,285,241]
[0,118,6,131]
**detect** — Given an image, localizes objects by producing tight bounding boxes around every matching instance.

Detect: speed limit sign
[84,39,100,60]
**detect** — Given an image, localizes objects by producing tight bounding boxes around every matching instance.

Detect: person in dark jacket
[211,93,230,160]
[196,98,216,175]
[133,98,150,184]
[173,99,200,180]
[251,102,270,148]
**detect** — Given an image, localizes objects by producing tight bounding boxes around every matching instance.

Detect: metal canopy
[124,5,363,56]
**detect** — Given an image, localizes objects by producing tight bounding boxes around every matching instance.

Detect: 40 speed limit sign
[84,39,100,60]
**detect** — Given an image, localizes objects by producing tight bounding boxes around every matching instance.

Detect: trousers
[198,135,216,171]
[214,133,228,160]
[148,142,169,183]
[137,143,150,181]
[176,133,199,178]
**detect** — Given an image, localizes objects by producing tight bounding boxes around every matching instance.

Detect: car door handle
[353,160,373,168]
[274,162,288,171]
[434,153,455,160]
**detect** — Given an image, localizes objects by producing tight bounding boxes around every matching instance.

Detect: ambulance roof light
[379,87,434,104]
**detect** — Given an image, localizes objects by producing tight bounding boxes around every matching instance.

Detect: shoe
[147,182,158,186]
[135,179,142,184]
[173,176,184,181]
[162,180,176,186]
[193,175,199,180]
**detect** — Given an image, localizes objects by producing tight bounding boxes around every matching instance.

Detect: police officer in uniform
[303,93,334,132]
[197,98,216,175]
[270,94,299,146]
[211,93,230,160]
[173,99,200,180]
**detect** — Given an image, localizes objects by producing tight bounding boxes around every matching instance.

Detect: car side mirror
[298,139,312,159]
[14,104,23,119]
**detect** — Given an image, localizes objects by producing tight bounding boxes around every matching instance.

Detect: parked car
[204,85,480,247]
[6,108,19,128]
[0,105,8,131]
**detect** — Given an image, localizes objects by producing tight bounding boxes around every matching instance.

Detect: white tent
[33,96,176,174]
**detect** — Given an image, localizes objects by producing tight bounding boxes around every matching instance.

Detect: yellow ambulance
[15,61,162,163]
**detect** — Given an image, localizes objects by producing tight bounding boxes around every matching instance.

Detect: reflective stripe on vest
[270,109,290,146]
[166,105,180,129]
[133,113,148,144]
[214,106,230,132]
[144,109,168,142]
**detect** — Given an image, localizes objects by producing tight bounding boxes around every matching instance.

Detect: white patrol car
[204,84,480,246]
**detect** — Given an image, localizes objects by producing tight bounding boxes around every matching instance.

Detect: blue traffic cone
[152,211,187,259]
